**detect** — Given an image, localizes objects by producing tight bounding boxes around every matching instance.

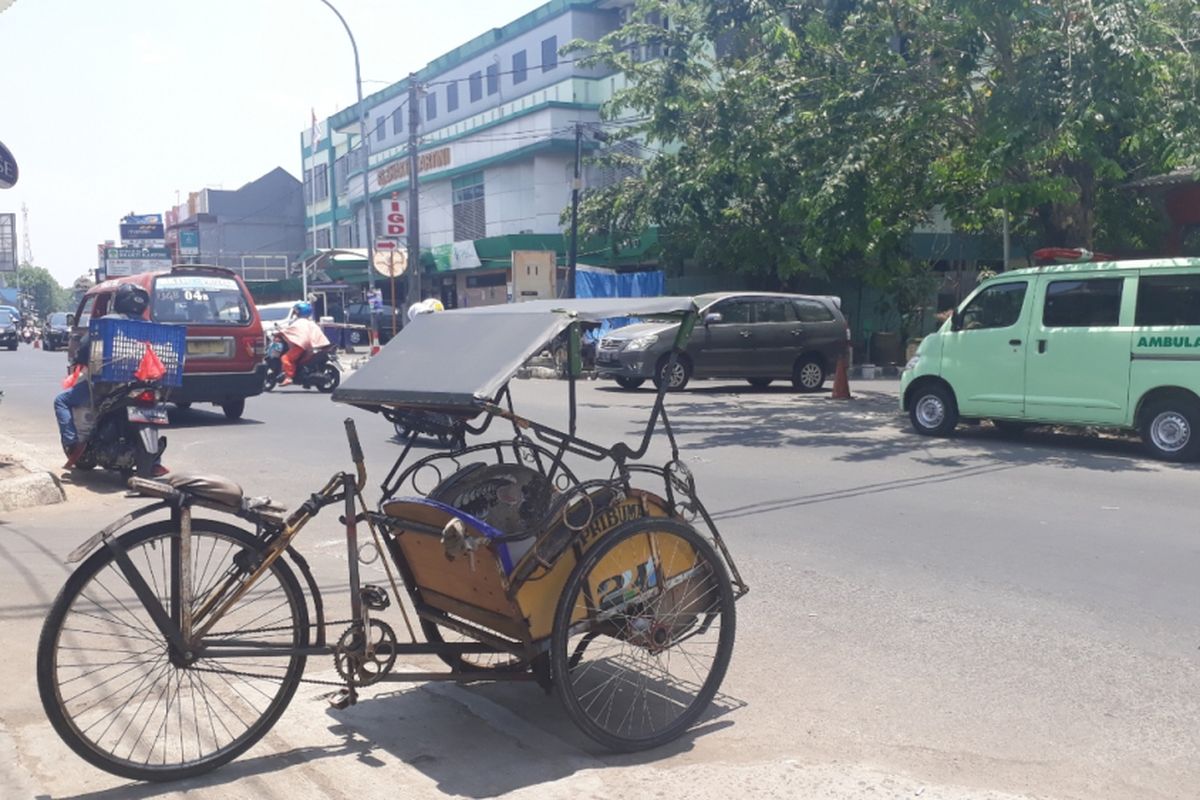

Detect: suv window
[752,299,797,323]
[1043,278,1123,328]
[1135,274,1200,326]
[709,299,753,324]
[959,282,1027,330]
[794,299,834,322]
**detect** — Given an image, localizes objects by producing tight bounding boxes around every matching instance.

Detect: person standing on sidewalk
[53,284,150,468]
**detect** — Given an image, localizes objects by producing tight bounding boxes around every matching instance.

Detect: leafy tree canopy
[571,0,1200,285]
[1,263,72,318]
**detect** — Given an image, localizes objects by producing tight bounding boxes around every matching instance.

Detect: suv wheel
[792,357,826,392]
[1140,398,1200,462]
[909,383,958,437]
[654,356,691,391]
[615,377,645,390]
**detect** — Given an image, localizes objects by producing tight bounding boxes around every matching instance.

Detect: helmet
[407,298,444,322]
[292,301,313,318]
[113,283,150,317]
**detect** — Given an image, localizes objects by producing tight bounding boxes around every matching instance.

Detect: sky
[0,0,543,286]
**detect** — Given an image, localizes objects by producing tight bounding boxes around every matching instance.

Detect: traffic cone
[831,353,852,400]
[369,328,381,357]
[33,337,40,349]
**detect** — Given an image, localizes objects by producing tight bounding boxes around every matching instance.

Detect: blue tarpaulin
[574,266,665,339]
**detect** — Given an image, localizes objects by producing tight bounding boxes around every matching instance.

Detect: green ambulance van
[900,257,1200,461]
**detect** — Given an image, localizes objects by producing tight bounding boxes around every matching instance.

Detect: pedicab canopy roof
[331,297,696,414]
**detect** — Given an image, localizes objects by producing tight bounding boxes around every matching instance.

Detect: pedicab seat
[167,473,244,509]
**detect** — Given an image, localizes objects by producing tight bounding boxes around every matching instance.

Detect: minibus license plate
[187,340,226,356]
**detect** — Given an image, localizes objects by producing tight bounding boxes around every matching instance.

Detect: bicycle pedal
[360,584,390,611]
[326,687,358,710]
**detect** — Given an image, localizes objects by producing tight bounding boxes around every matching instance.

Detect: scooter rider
[54,284,164,471]
[278,301,330,387]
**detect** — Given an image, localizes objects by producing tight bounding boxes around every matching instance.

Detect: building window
[512,50,527,84]
[425,91,437,121]
[303,168,313,204]
[315,227,331,249]
[469,71,482,102]
[541,36,558,71]
[313,163,329,202]
[337,221,356,248]
[376,117,386,141]
[452,172,486,241]
[372,199,385,240]
[486,63,499,95]
[447,81,459,112]
[1043,278,1124,328]
[391,106,404,138]
[334,155,348,195]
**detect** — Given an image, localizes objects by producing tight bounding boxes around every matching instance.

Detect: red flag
[134,343,166,382]
[62,364,83,389]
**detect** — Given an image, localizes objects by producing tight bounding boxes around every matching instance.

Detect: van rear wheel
[909,383,958,437]
[221,398,246,420]
[1140,399,1200,462]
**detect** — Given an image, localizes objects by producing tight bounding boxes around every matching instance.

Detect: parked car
[0,309,18,350]
[596,292,849,391]
[42,311,73,351]
[344,302,399,345]
[902,256,1200,461]
[71,266,266,419]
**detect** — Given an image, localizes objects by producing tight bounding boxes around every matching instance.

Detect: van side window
[959,282,1027,330]
[1043,278,1123,328]
[1135,274,1200,326]
[752,299,797,323]
[794,299,835,322]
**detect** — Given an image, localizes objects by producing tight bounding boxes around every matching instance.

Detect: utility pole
[566,122,582,299]
[405,74,421,320]
[319,0,378,346]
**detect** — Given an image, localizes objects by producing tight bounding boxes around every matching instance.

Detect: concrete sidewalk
[0,432,64,512]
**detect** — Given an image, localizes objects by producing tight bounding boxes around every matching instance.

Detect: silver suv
[596,292,848,391]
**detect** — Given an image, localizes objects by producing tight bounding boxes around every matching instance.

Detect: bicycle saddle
[167,473,244,509]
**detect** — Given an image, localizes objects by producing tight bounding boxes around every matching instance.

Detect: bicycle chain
[191,618,358,688]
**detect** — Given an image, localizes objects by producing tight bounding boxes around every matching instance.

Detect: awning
[331,297,695,413]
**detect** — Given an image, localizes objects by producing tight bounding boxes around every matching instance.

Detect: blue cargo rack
[88,318,186,387]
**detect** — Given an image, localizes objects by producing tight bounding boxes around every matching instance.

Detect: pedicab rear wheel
[550,518,735,752]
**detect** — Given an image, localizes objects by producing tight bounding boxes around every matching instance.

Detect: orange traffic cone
[831,353,852,400]
[369,328,381,357]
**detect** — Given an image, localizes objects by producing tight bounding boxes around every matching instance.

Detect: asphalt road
[1,345,1197,799]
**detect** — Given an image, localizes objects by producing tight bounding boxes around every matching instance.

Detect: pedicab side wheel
[550,518,736,752]
[36,520,309,782]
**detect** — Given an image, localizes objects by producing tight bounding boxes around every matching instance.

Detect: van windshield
[152,275,251,325]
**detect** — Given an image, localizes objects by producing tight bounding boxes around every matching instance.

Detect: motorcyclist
[278,301,330,387]
[54,284,168,474]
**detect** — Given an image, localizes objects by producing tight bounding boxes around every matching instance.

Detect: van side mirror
[66,313,75,327]
[704,312,722,325]
[950,310,963,331]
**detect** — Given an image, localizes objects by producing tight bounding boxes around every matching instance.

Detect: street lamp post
[318,0,379,346]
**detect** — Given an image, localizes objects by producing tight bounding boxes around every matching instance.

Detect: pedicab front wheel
[550,518,736,752]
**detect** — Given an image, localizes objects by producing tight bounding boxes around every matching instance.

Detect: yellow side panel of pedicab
[515,489,674,641]
[382,499,529,641]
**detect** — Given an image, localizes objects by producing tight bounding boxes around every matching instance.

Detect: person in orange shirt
[278,301,331,386]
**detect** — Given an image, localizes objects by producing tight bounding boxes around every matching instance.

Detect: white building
[301,0,647,307]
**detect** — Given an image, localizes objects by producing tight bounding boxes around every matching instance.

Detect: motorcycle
[263,334,342,392]
[72,381,170,477]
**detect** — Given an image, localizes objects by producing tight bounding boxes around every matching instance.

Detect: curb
[0,433,66,512]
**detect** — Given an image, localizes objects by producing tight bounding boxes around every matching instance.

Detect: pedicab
[35,297,749,782]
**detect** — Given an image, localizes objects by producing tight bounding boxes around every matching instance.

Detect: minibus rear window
[152,275,251,325]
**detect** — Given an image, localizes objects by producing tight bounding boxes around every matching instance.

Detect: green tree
[6,263,71,318]
[571,0,1200,282]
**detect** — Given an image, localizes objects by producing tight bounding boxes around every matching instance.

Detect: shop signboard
[178,229,200,256]
[104,247,172,277]
[0,140,17,190]
[120,213,166,248]
[0,213,15,271]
